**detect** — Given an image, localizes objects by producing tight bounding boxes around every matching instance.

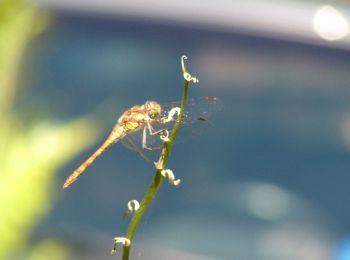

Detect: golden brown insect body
[63,101,161,189]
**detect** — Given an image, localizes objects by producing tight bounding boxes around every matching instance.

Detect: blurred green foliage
[0,0,100,258]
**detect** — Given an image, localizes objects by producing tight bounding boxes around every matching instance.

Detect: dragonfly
[63,96,222,189]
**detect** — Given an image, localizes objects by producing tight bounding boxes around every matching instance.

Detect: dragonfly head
[144,101,161,120]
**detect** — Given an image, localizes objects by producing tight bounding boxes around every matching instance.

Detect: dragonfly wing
[121,135,152,162]
[121,127,164,152]
[158,96,222,142]
[160,96,223,125]
[120,96,222,156]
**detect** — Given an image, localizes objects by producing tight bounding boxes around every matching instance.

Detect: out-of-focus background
[2,0,350,259]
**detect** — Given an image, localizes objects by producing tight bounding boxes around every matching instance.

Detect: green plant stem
[121,80,190,260]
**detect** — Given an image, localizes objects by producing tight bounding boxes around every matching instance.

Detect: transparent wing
[160,96,223,125]
[121,96,223,154]
[122,135,152,161]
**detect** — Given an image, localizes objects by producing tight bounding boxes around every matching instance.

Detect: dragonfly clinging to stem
[63,96,222,189]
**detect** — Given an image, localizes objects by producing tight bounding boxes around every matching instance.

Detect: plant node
[111,237,131,254]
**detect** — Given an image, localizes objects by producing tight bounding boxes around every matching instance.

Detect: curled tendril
[123,200,140,219]
[128,199,140,212]
[161,169,181,186]
[163,107,181,123]
[181,55,199,83]
[160,129,170,142]
[111,237,131,254]
[127,199,140,213]
[158,107,181,143]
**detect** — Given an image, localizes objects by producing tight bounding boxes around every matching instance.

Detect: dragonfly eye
[149,112,159,119]
[144,101,161,120]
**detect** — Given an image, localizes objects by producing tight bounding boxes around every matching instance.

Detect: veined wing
[121,96,223,153]
[160,96,223,125]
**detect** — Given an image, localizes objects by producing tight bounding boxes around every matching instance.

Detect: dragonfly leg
[142,123,169,150]
[147,123,167,136]
[142,127,150,150]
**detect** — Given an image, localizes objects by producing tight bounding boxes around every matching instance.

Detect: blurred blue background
[3,0,350,259]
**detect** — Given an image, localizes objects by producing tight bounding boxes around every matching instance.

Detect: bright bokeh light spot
[247,183,290,221]
[313,6,349,41]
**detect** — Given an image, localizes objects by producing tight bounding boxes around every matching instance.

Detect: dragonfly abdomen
[63,126,125,189]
